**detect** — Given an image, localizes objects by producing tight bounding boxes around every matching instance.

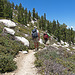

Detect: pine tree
[17,3,23,22]
[15,4,18,10]
[57,20,60,42]
[33,8,35,20]
[44,13,46,20]
[47,21,50,33]
[41,16,43,30]
[28,10,31,23]
[18,3,22,11]
[52,20,56,34]
[35,12,38,20]
[3,0,12,19]
[24,8,27,25]
[40,16,46,30]
[39,19,42,29]
[0,0,4,17]
[71,28,74,44]
[68,28,71,45]
[43,13,46,30]
[11,2,14,9]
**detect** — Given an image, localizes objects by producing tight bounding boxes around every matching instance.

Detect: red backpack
[43,33,48,39]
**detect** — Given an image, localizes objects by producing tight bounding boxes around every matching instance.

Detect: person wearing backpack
[43,32,48,44]
[31,26,40,51]
[43,31,50,44]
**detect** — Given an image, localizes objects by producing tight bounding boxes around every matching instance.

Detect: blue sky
[9,0,75,30]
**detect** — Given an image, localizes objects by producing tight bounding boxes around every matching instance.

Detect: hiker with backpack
[43,31,51,44]
[31,26,40,51]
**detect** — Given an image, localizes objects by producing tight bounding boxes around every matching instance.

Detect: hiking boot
[34,48,37,51]
[37,47,39,51]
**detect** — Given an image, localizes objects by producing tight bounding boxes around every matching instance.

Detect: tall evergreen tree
[44,13,46,20]
[39,19,42,29]
[40,16,46,30]
[17,3,23,22]
[24,8,27,25]
[65,28,71,44]
[57,20,60,42]
[43,13,46,30]
[35,12,38,20]
[71,27,74,44]
[33,8,35,20]
[52,20,56,34]
[15,4,18,10]
[3,0,12,19]
[63,28,66,42]
[11,2,14,9]
[0,0,4,17]
[28,10,31,23]
[18,3,22,11]
[47,21,50,33]
[20,7,24,24]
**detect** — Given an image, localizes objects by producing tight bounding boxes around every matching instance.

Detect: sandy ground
[1,50,40,75]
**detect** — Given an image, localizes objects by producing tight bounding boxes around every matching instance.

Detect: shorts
[33,37,39,43]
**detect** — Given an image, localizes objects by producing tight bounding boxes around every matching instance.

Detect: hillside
[0,0,75,75]
[0,19,44,74]
[0,19,75,75]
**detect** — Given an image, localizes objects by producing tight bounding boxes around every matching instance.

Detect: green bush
[29,40,35,49]
[34,60,43,67]
[0,54,17,73]
[0,29,2,33]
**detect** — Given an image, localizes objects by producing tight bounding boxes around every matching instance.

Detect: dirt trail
[3,50,40,75]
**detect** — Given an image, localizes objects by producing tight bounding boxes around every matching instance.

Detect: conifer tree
[68,28,71,45]
[3,0,12,19]
[71,27,74,44]
[28,10,31,23]
[18,3,23,22]
[0,0,4,17]
[57,20,60,42]
[44,13,46,20]
[18,3,22,11]
[41,16,44,30]
[24,8,27,25]
[39,19,42,29]
[11,2,14,9]
[15,4,18,10]
[47,21,50,33]
[43,13,46,30]
[35,12,38,20]
[33,8,35,20]
[20,7,24,24]
[52,20,56,34]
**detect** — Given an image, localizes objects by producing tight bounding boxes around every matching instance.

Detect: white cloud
[66,26,69,29]
[71,26,73,28]
[67,25,75,31]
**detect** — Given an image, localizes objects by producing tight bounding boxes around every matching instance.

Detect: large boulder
[15,36,29,47]
[39,38,44,44]
[0,19,16,27]
[3,27,15,35]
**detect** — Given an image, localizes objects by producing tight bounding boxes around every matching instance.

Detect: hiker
[43,31,50,44]
[31,26,40,51]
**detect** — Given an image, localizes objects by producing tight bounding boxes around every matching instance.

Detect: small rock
[22,51,28,54]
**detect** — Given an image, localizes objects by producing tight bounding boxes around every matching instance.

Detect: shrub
[29,40,35,49]
[0,54,17,73]
[34,60,43,67]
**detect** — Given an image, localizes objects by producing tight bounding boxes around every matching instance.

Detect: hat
[34,26,37,28]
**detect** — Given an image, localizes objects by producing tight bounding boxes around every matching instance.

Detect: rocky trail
[2,50,40,75]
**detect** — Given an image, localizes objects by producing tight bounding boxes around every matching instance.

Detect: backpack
[32,29,38,38]
[47,33,51,38]
[47,33,50,37]
[43,33,48,39]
